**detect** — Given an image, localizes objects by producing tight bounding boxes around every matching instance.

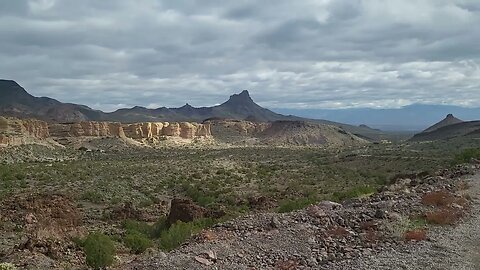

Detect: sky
[0,0,479,112]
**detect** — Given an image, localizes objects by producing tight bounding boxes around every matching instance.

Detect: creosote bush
[159,218,215,251]
[82,232,116,269]
[124,232,153,254]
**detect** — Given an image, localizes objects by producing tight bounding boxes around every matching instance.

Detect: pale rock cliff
[0,117,50,146]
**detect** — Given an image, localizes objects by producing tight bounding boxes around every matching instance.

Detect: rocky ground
[331,169,480,270]
[120,165,479,270]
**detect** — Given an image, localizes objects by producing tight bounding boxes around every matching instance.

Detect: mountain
[423,114,464,133]
[0,79,388,140]
[0,80,103,122]
[275,104,480,131]
[410,114,480,141]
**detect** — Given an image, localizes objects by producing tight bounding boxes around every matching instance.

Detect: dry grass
[425,208,463,225]
[422,190,468,208]
[404,229,427,241]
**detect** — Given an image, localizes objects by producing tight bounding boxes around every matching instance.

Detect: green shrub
[159,221,195,251]
[82,232,116,269]
[124,232,153,254]
[277,197,317,213]
[123,219,153,236]
[151,216,168,238]
[159,218,215,251]
[454,148,480,164]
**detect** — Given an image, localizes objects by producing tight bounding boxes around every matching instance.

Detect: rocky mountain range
[0,79,385,140]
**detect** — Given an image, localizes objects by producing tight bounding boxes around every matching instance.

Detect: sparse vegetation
[277,197,317,213]
[124,232,153,254]
[425,208,463,225]
[81,232,116,269]
[453,148,480,164]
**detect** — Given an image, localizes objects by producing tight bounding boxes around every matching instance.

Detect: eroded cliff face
[49,122,126,138]
[0,117,50,146]
[123,122,211,139]
[0,118,212,146]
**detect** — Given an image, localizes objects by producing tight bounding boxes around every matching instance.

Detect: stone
[166,198,209,225]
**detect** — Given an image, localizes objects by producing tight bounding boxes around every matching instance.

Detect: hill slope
[0,80,103,122]
[411,120,480,141]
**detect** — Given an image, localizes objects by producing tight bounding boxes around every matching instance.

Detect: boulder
[166,198,209,225]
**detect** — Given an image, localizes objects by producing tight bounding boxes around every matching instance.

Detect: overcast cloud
[0,0,479,111]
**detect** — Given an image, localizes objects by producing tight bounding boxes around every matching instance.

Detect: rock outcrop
[0,117,50,146]
[1,117,212,146]
[123,122,211,139]
[49,121,126,138]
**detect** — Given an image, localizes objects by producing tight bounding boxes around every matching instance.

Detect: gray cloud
[0,0,479,111]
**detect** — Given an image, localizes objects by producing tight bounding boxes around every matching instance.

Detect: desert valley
[0,80,480,269]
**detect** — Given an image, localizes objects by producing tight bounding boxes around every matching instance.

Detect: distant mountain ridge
[276,104,480,131]
[0,79,387,140]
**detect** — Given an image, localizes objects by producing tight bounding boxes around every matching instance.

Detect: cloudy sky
[0,0,479,112]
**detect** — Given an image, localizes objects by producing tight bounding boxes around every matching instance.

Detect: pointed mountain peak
[423,114,463,133]
[239,90,250,97]
[180,103,194,109]
[226,90,254,105]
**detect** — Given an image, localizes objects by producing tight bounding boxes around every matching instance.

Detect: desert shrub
[82,232,116,269]
[331,185,376,202]
[124,232,153,254]
[387,215,428,239]
[425,208,463,225]
[123,219,153,236]
[0,263,17,270]
[81,190,104,204]
[159,221,195,251]
[422,190,468,208]
[277,197,316,213]
[159,218,215,251]
[404,229,427,241]
[454,148,480,164]
[151,216,168,238]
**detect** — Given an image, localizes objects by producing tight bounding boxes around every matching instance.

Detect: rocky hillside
[119,165,478,269]
[207,119,366,146]
[258,121,367,147]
